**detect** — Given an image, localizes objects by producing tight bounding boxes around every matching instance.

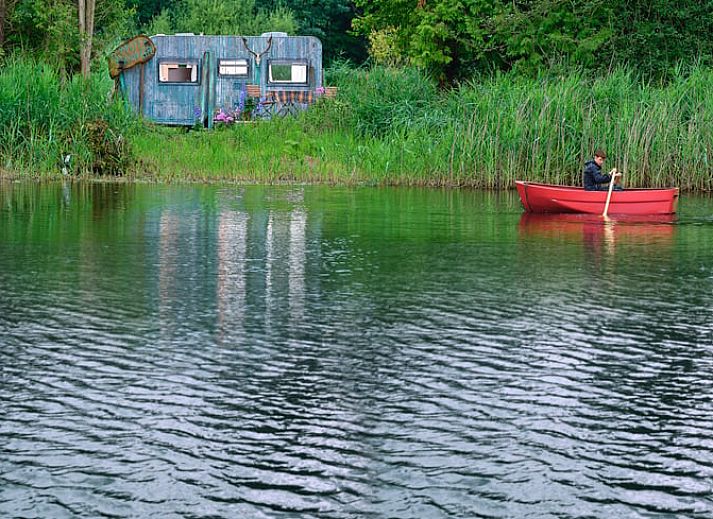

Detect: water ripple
[2,185,713,518]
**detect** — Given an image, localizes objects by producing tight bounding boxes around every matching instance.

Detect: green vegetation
[355,0,713,82]
[143,0,298,39]
[3,0,133,73]
[132,64,713,190]
[0,56,136,175]
[3,54,713,190]
[6,1,712,80]
[3,1,713,189]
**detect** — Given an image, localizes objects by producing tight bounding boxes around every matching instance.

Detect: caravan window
[219,59,249,77]
[159,60,199,83]
[268,60,308,85]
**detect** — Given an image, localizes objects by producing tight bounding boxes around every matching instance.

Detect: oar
[602,168,619,217]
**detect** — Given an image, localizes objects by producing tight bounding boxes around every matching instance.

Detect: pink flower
[214,109,235,123]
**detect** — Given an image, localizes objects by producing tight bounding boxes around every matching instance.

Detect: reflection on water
[519,212,677,260]
[519,212,677,242]
[1,182,713,518]
[217,209,248,338]
[213,196,310,341]
[289,207,307,322]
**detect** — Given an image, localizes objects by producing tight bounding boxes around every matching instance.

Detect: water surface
[1,182,712,518]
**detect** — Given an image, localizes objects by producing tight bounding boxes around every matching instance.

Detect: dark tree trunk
[0,0,6,49]
[78,0,96,78]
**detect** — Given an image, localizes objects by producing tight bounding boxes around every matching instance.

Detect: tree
[78,0,95,78]
[354,0,713,81]
[126,0,180,27]
[354,0,502,82]
[143,0,297,37]
[0,0,8,49]
[8,0,79,70]
[493,0,612,74]
[261,0,367,65]
[5,0,133,74]
[606,0,713,76]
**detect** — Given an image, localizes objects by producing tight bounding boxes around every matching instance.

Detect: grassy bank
[4,57,713,190]
[0,56,136,176]
[136,65,713,190]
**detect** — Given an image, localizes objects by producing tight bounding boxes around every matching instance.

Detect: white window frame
[158,60,199,84]
[219,58,250,78]
[268,60,309,86]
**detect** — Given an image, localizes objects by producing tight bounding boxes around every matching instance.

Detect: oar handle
[602,169,621,217]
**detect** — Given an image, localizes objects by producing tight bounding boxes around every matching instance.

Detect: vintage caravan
[112,33,324,127]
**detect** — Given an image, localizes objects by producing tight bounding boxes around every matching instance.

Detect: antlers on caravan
[241,36,273,66]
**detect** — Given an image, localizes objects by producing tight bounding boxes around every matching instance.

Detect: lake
[1,182,712,518]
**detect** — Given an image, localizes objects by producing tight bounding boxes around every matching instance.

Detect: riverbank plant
[0,55,136,176]
[133,63,713,190]
[4,57,713,190]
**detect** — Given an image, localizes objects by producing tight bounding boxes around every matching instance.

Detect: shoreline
[5,61,713,191]
[2,174,710,193]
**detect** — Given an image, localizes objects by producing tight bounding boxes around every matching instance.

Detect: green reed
[140,63,713,189]
[289,64,713,190]
[0,55,136,176]
[9,55,713,190]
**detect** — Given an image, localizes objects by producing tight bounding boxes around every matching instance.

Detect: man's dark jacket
[583,159,612,191]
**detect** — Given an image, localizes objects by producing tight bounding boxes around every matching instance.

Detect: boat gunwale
[515,181,678,193]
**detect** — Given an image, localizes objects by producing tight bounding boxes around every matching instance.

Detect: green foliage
[5,0,713,83]
[93,0,137,57]
[367,28,406,67]
[354,0,498,82]
[131,64,713,190]
[144,0,297,36]
[5,0,134,74]
[127,0,180,27]
[0,55,137,175]
[85,119,133,175]
[144,8,172,36]
[353,0,616,81]
[259,5,298,36]
[354,0,713,81]
[321,63,439,137]
[260,0,367,65]
[9,0,79,71]
[605,0,713,77]
[495,0,613,75]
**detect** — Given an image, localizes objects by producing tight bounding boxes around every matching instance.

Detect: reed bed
[138,64,713,189]
[0,55,136,175]
[308,65,713,190]
[5,56,713,190]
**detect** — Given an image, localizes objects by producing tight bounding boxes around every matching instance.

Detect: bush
[0,54,137,176]
[299,63,713,189]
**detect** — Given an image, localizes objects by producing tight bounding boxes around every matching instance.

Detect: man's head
[594,149,607,167]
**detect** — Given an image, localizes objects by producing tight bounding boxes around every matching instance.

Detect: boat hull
[516,181,678,215]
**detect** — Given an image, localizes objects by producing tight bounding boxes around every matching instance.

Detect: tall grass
[0,55,136,176]
[295,64,713,190]
[15,57,709,190]
[449,67,713,190]
[137,63,713,190]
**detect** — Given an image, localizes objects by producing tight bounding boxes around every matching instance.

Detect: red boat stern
[515,181,532,212]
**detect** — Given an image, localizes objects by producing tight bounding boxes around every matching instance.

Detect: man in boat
[583,149,622,191]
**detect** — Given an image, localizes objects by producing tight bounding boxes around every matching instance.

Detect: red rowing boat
[516,181,679,215]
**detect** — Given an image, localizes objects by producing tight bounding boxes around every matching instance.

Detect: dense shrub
[0,55,137,176]
[302,64,713,189]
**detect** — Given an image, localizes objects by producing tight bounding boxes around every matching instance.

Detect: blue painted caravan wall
[122,35,323,126]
